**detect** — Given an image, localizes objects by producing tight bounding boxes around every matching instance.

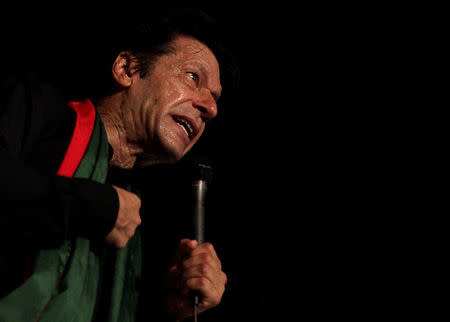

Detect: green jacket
[0,99,141,322]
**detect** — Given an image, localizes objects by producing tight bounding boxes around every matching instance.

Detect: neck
[96,95,139,169]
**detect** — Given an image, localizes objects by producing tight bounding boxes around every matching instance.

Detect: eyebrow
[197,64,222,102]
[184,60,221,101]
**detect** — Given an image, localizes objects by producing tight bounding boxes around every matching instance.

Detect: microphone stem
[192,179,207,320]
[193,180,206,244]
[193,295,199,322]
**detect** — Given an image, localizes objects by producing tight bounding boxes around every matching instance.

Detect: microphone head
[184,155,214,185]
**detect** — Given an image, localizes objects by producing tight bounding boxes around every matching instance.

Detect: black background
[3,2,445,320]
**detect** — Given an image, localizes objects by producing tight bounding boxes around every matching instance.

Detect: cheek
[165,82,190,105]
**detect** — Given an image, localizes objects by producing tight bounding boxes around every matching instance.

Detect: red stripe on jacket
[23,99,96,282]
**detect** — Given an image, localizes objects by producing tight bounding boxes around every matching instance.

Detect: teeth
[175,117,193,138]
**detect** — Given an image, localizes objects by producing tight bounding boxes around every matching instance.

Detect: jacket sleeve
[0,72,118,248]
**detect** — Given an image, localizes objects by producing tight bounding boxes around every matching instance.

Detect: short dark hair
[88,8,239,103]
[32,8,239,105]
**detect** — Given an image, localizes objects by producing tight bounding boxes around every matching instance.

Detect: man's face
[124,35,222,165]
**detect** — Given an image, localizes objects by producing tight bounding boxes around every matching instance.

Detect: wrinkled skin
[167,239,227,320]
[98,35,221,168]
[97,35,226,320]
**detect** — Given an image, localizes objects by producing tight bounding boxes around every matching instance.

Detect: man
[0,9,230,321]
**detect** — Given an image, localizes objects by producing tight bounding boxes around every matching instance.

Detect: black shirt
[0,71,118,297]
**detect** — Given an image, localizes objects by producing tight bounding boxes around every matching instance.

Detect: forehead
[169,36,222,89]
[170,35,218,64]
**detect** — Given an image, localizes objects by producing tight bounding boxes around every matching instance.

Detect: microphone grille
[185,155,214,184]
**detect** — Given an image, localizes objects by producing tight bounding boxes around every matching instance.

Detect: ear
[112,51,135,88]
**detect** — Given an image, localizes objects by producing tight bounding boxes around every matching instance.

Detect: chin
[164,138,192,162]
[135,148,184,167]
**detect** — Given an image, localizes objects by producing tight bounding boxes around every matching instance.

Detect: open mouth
[173,115,195,140]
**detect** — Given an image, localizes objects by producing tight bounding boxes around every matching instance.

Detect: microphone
[188,158,213,243]
[189,158,213,322]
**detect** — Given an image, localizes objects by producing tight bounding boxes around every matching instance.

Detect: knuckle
[136,196,142,208]
[127,227,136,238]
[201,252,212,263]
[203,242,214,252]
[198,277,208,288]
[199,263,209,275]
[222,272,228,285]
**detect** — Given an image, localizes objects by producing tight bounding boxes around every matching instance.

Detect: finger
[125,224,137,238]
[182,262,216,283]
[132,212,142,226]
[181,263,228,288]
[191,242,218,259]
[184,277,224,310]
[183,248,222,272]
[173,239,198,264]
[104,229,127,249]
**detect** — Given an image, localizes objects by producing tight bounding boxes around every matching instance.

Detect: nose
[193,89,218,121]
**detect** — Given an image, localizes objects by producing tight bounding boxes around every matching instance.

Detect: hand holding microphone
[191,161,212,321]
[165,159,227,321]
[167,239,226,320]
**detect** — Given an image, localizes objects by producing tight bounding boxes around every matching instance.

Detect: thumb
[173,239,198,265]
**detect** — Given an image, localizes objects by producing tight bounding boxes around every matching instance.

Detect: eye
[187,72,199,82]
